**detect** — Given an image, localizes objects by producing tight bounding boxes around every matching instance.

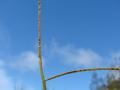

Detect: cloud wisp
[10,51,39,72]
[49,41,102,67]
[0,68,14,90]
[0,59,35,90]
[0,67,35,90]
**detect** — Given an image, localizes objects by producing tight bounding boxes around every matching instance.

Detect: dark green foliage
[90,57,120,90]
[90,72,120,90]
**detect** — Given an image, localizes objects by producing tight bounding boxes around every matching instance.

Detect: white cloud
[0,67,35,90]
[0,50,44,72]
[0,58,35,90]
[50,42,102,67]
[10,51,39,71]
[0,68,14,90]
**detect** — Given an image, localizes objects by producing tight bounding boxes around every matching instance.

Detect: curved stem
[46,67,120,81]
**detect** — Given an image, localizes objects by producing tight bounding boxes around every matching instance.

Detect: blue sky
[0,0,120,90]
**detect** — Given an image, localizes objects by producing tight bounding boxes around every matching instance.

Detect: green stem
[38,0,47,90]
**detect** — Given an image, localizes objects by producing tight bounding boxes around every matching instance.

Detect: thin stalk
[38,0,47,90]
[46,67,120,81]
